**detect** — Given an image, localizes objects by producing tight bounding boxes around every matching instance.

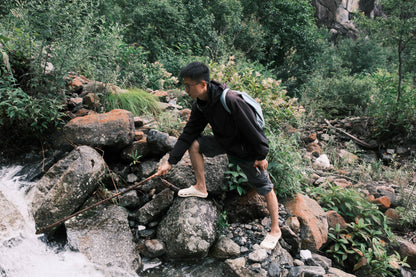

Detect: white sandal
[178,186,208,198]
[260,232,281,250]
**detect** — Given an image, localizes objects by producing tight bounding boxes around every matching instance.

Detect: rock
[118,190,142,210]
[225,257,260,277]
[146,129,177,156]
[142,239,166,258]
[164,153,228,194]
[333,178,352,188]
[248,248,268,263]
[285,216,301,234]
[326,210,348,229]
[134,188,175,225]
[385,208,401,227]
[313,154,333,170]
[157,197,218,260]
[288,265,326,277]
[373,196,391,210]
[63,109,135,148]
[66,204,141,275]
[30,146,106,234]
[338,149,359,164]
[211,235,241,259]
[121,138,149,162]
[224,190,269,224]
[306,142,321,157]
[392,238,416,270]
[0,191,25,244]
[328,266,357,277]
[285,194,328,251]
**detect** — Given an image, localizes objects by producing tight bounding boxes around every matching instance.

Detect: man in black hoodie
[157,62,281,250]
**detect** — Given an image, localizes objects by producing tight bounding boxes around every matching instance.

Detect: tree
[363,0,416,101]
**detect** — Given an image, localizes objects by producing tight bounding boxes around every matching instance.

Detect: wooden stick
[160,178,180,192]
[35,173,159,235]
[324,119,377,149]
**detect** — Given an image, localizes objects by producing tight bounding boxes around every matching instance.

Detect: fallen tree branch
[35,173,160,235]
[324,119,377,149]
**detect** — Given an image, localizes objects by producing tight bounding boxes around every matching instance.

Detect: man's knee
[189,140,200,154]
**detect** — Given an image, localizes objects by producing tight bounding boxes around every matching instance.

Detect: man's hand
[254,159,268,171]
[157,160,172,176]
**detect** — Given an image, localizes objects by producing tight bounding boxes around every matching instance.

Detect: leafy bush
[105,88,160,116]
[0,66,64,140]
[308,185,408,275]
[367,69,416,139]
[224,163,250,196]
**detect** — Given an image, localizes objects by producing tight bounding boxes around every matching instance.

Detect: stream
[0,165,106,277]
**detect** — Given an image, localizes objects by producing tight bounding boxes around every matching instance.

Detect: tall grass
[105,88,161,116]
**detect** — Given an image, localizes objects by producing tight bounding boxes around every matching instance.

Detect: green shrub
[105,88,160,116]
[309,185,407,275]
[0,67,64,139]
[224,163,250,196]
[301,73,377,118]
[367,69,416,139]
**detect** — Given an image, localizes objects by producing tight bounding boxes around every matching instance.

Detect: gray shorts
[197,136,273,196]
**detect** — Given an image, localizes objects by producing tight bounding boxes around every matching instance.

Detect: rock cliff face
[312,0,382,39]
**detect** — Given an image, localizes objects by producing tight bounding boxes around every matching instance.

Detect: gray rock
[30,146,106,234]
[288,265,326,277]
[164,153,228,194]
[146,129,177,156]
[63,109,135,148]
[211,236,241,259]
[134,188,175,224]
[157,197,218,260]
[248,248,268,263]
[66,204,141,275]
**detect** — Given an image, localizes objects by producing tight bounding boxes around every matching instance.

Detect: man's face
[183,77,207,100]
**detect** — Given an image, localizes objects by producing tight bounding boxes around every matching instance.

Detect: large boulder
[66,204,141,276]
[63,109,135,148]
[29,145,106,233]
[163,153,228,194]
[134,188,175,224]
[285,194,328,251]
[157,197,218,260]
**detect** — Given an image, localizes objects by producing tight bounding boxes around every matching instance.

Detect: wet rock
[30,146,106,234]
[66,204,141,275]
[157,197,218,260]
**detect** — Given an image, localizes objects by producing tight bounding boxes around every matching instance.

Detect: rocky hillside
[1,74,414,277]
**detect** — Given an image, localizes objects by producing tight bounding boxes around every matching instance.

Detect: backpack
[220,88,265,129]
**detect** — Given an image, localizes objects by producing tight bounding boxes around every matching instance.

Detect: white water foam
[0,166,105,277]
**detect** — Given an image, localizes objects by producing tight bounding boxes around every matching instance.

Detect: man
[157,62,281,250]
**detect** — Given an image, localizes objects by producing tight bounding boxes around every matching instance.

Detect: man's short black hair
[179,62,210,83]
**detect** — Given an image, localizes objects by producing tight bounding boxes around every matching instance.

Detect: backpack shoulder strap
[220,88,231,113]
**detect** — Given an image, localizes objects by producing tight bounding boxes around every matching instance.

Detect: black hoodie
[168,80,269,164]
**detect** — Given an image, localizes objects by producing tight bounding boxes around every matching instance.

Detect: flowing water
[0,165,105,277]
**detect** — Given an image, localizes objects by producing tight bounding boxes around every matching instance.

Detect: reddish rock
[83,93,100,109]
[385,208,401,226]
[307,142,321,157]
[333,178,351,188]
[285,194,328,251]
[373,196,391,209]
[64,109,135,148]
[135,131,144,141]
[326,210,348,229]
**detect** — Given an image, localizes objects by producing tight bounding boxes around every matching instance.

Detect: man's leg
[188,140,207,194]
[264,190,281,237]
